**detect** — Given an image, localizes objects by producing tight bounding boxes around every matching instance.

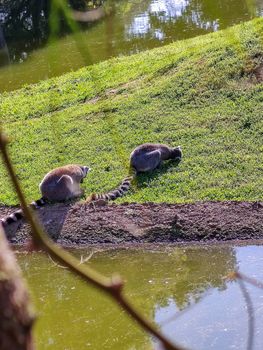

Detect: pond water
[0,0,263,92]
[17,243,263,350]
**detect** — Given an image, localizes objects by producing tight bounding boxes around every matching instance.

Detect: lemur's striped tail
[0,197,47,227]
[86,176,133,203]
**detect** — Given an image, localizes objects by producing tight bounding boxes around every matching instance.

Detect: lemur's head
[170,146,182,160]
[80,166,91,178]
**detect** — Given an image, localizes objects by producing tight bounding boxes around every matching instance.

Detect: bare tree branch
[236,271,263,290]
[237,277,255,350]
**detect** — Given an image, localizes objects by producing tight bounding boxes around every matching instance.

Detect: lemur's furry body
[87,143,182,203]
[40,165,89,201]
[1,164,90,227]
[130,143,182,173]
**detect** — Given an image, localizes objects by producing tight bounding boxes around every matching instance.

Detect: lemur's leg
[67,180,84,199]
[72,188,84,199]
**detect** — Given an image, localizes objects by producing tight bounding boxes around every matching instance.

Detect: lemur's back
[40,164,83,187]
[130,143,179,173]
[130,143,166,157]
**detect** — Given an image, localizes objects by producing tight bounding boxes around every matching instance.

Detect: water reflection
[17,245,237,349]
[0,0,105,65]
[127,0,190,38]
[0,26,9,67]
[126,0,256,42]
[154,245,263,350]
[0,0,262,91]
[0,0,49,64]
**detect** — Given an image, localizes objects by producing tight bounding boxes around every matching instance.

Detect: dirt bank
[1,201,263,247]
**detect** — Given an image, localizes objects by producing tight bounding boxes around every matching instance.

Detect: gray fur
[130,143,182,173]
[1,164,90,227]
[88,143,182,204]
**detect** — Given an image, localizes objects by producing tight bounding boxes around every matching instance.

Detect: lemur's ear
[82,166,91,176]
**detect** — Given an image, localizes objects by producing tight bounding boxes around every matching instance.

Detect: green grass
[0,18,263,205]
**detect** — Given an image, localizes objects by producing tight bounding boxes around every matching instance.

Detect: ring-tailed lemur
[86,143,182,203]
[130,143,182,173]
[1,164,90,227]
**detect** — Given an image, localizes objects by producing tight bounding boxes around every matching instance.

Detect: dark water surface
[0,0,263,92]
[17,244,263,350]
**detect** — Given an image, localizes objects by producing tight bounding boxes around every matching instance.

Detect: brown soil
[1,201,263,247]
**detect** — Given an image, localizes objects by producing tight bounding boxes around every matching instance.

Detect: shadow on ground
[2,202,74,243]
[134,159,181,189]
[1,200,263,247]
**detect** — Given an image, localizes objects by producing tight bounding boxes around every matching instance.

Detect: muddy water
[17,244,263,350]
[1,0,263,92]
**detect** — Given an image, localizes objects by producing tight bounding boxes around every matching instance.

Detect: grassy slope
[0,18,263,205]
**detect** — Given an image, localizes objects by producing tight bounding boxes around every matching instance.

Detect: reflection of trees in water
[20,247,237,349]
[0,0,261,89]
[95,246,237,314]
[184,0,253,28]
[150,246,236,310]
[0,0,105,64]
[1,0,50,62]
[0,26,9,66]
[159,248,233,311]
[127,0,255,44]
[0,0,260,65]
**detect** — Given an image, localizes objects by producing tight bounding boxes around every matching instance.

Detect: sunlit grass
[0,18,263,205]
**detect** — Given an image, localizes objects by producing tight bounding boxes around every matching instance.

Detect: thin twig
[227,271,257,350]
[48,254,68,269]
[236,271,263,290]
[0,130,185,350]
[78,251,94,265]
[237,278,255,350]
